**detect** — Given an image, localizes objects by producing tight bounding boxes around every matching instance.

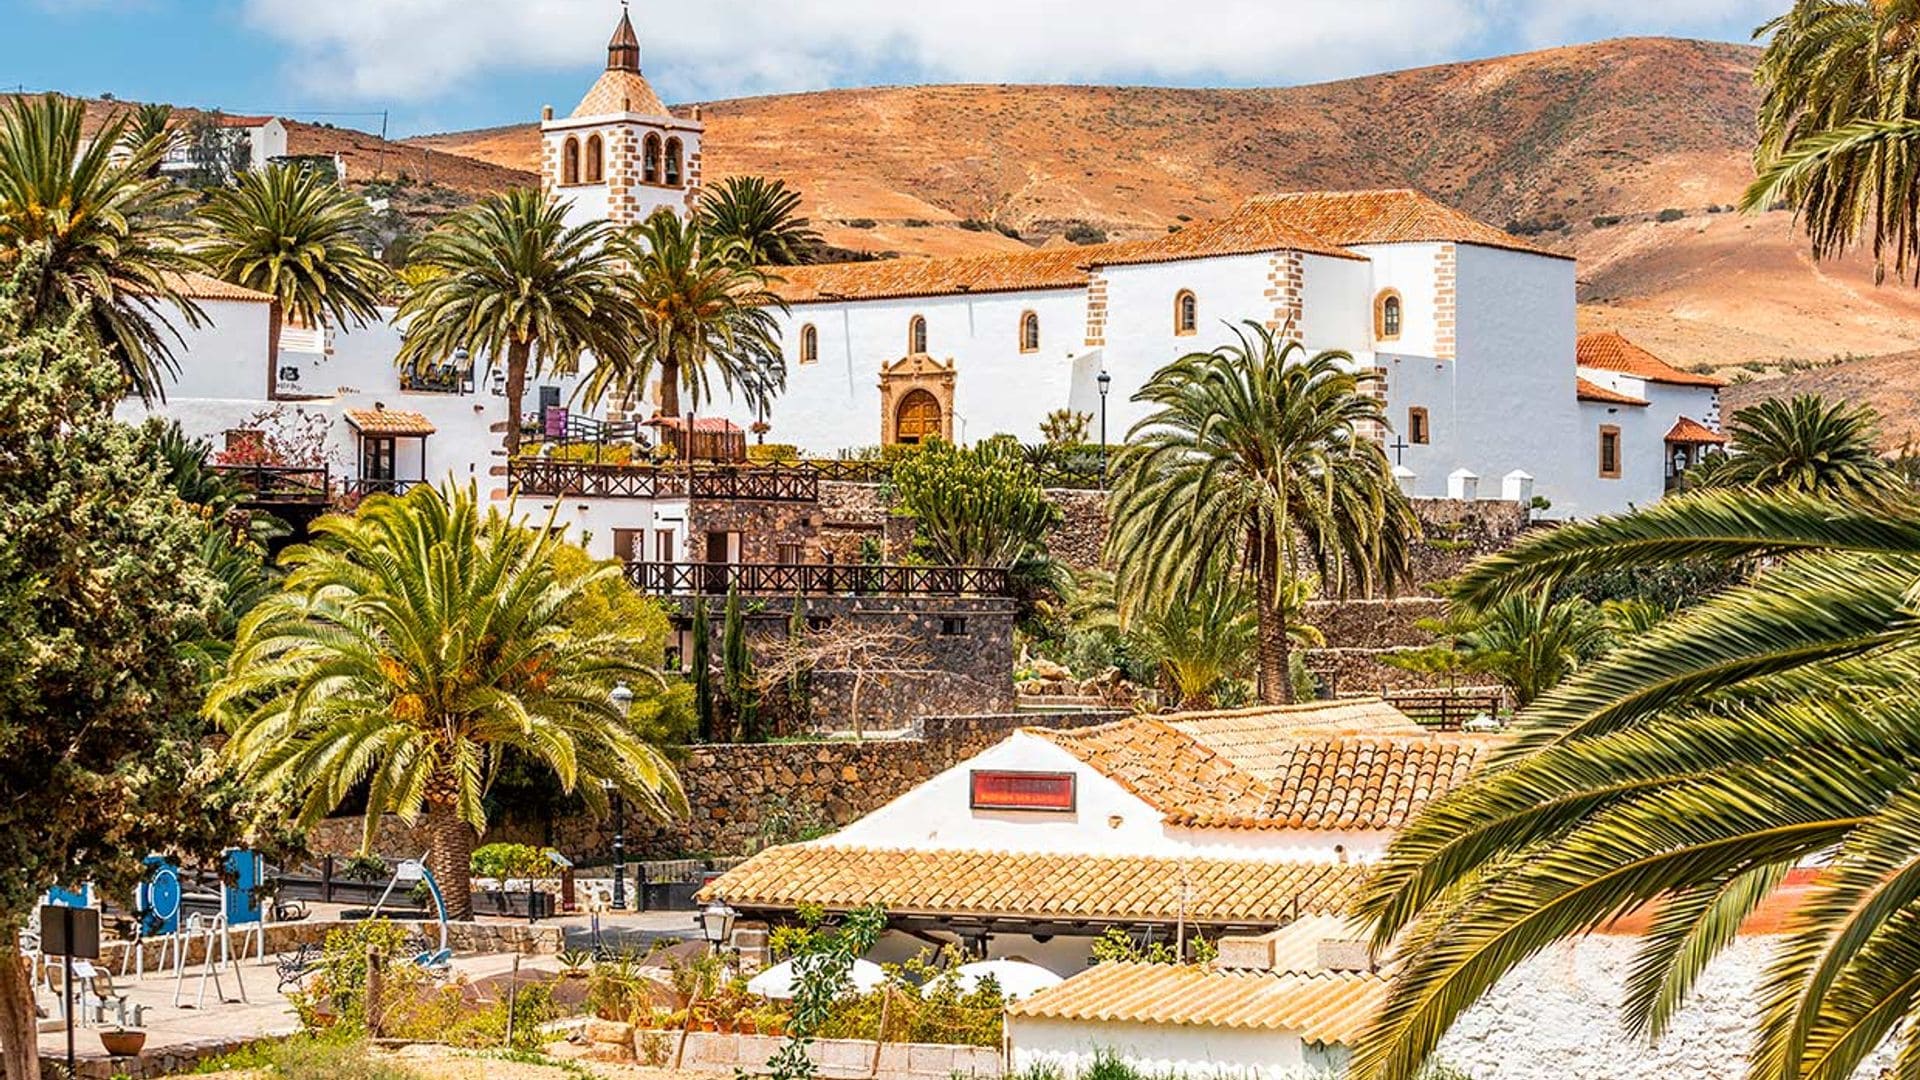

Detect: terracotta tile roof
[1168,698,1428,754]
[700,845,1362,925]
[156,271,273,304]
[573,69,669,118]
[1007,962,1386,1044]
[1247,914,1372,976]
[1665,416,1727,444]
[215,114,275,128]
[769,246,1108,305]
[1094,207,1364,265]
[645,414,742,433]
[1576,377,1650,407]
[1577,331,1725,387]
[1033,711,1488,831]
[345,408,436,436]
[1245,189,1571,260]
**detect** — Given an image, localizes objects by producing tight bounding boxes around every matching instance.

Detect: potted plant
[100,1027,146,1057]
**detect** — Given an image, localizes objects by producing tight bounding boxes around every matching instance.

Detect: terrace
[622,559,1013,597]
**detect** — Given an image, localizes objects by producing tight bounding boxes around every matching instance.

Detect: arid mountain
[408,36,1920,374]
[1723,350,1920,452]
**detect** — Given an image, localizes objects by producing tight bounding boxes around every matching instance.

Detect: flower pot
[100,1030,146,1057]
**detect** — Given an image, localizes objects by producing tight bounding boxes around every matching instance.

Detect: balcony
[624,561,1013,598]
[211,464,331,507]
[509,460,819,502]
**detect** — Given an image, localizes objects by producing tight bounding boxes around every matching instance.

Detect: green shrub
[289,920,427,1035]
[958,218,992,232]
[1656,207,1686,223]
[891,438,1059,566]
[995,223,1022,239]
[203,1035,419,1080]
[1590,214,1622,228]
[747,443,801,464]
[470,842,552,881]
[1063,222,1107,246]
[845,218,876,229]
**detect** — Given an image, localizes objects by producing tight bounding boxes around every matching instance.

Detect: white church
[125,9,1724,539]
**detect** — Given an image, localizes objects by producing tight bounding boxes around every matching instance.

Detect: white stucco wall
[163,299,272,400]
[1010,1016,1319,1079]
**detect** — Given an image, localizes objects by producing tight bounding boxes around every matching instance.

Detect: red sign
[970,770,1076,812]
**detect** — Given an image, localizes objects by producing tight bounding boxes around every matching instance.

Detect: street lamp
[1096,369,1113,488]
[606,681,634,911]
[699,899,737,956]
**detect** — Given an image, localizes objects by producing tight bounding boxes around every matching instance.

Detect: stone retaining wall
[309,711,1123,862]
[103,918,562,973]
[1304,647,1451,695]
[1304,597,1447,650]
[1042,488,1110,571]
[57,1033,268,1080]
[608,1026,1000,1080]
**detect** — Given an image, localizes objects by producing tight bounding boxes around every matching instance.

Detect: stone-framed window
[584,134,604,183]
[1020,311,1040,353]
[1408,405,1430,445]
[800,323,819,365]
[1174,290,1198,336]
[1375,289,1403,340]
[1599,424,1622,479]
[665,138,684,187]
[562,137,581,185]
[643,134,662,184]
[908,315,928,355]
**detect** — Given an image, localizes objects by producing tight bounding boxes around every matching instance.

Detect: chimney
[1315,939,1376,974]
[542,105,554,121]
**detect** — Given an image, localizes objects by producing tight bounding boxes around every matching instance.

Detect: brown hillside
[1722,351,1920,451]
[406,37,1920,373]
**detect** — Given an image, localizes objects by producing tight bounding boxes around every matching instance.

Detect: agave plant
[1351,486,1920,1080]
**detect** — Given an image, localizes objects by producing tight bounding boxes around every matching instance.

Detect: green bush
[747,443,802,464]
[1656,207,1686,223]
[1063,222,1107,246]
[891,438,1059,566]
[289,920,426,1035]
[1590,214,1622,228]
[470,842,553,881]
[845,218,876,229]
[202,1034,419,1080]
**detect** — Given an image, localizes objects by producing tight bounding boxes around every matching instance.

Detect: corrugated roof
[1242,189,1571,260]
[1577,331,1725,387]
[1250,914,1372,976]
[700,845,1362,925]
[573,68,670,118]
[1007,962,1386,1044]
[1665,416,1727,444]
[1576,377,1650,407]
[345,408,436,436]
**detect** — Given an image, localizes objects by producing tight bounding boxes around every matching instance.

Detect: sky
[2,0,1787,138]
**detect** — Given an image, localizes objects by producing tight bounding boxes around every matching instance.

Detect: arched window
[562,137,581,185]
[643,134,662,184]
[1019,311,1040,353]
[908,315,928,355]
[584,134,604,183]
[665,138,684,187]
[1174,290,1197,336]
[800,324,819,365]
[1375,290,1403,341]
[1407,406,1430,445]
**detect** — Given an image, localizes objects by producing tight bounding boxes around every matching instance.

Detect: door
[361,436,396,492]
[895,389,942,444]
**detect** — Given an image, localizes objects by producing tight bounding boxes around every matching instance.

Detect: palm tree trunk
[659,358,681,419]
[266,300,282,400]
[424,797,477,922]
[1256,562,1294,705]
[0,922,39,1080]
[504,339,532,456]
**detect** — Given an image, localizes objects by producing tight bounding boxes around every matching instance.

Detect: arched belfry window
[562,137,581,185]
[584,134,604,183]
[1376,290,1403,340]
[665,138,684,187]
[800,324,819,365]
[908,315,928,355]
[1020,311,1040,353]
[643,134,662,184]
[1174,290,1197,336]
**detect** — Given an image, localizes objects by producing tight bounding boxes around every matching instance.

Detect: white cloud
[239,0,1770,106]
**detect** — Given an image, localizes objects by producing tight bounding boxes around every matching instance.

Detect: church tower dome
[538,3,705,229]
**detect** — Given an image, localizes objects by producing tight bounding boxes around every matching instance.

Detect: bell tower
[539,4,704,229]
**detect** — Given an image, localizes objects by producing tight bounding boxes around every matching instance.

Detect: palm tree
[584,209,786,421]
[198,164,390,378]
[1689,393,1902,499]
[1746,0,1920,280]
[1451,591,1611,708]
[0,93,201,402]
[208,483,684,920]
[699,175,821,266]
[1350,486,1920,1080]
[1131,574,1320,708]
[397,189,639,455]
[1106,322,1416,703]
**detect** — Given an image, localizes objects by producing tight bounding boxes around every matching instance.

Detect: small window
[940,616,969,636]
[613,528,642,562]
[562,137,580,185]
[971,770,1076,812]
[777,542,805,565]
[665,138,684,187]
[584,134,603,183]
[800,324,819,365]
[1599,425,1622,479]
[908,315,928,355]
[643,134,662,184]
[1020,311,1040,353]
[1175,290,1197,336]
[1376,290,1403,340]
[1407,406,1430,445]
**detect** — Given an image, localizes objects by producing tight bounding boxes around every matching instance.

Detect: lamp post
[606,681,634,911]
[1096,369,1112,488]
[700,899,737,958]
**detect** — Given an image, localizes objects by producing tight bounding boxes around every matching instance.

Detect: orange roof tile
[700,845,1362,926]
[156,271,273,304]
[1007,962,1387,1044]
[1577,331,1725,387]
[1576,377,1650,407]
[1168,698,1428,757]
[1034,719,1272,824]
[1665,415,1727,444]
[1246,189,1571,260]
[573,68,669,118]
[345,408,436,436]
[1243,914,1373,976]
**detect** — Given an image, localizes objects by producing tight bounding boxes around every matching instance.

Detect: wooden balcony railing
[211,464,331,505]
[624,561,1013,597]
[508,460,819,502]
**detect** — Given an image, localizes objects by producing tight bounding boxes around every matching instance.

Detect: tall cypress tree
[690,595,715,742]
[722,584,760,742]
[786,594,810,733]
